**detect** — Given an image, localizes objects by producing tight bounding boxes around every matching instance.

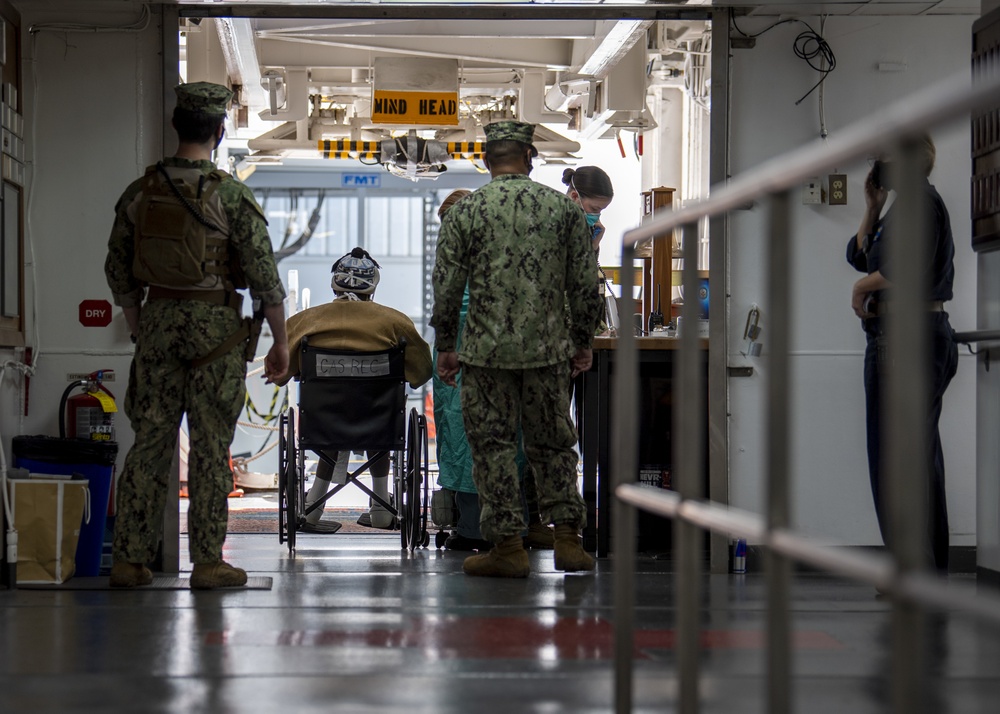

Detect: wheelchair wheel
[278,411,288,545]
[283,409,298,553]
[389,449,407,550]
[402,409,428,550]
[419,415,431,546]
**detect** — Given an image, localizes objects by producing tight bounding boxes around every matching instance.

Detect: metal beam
[175,3,711,22]
[216,18,268,107]
[765,190,792,714]
[707,7,731,576]
[160,2,181,576]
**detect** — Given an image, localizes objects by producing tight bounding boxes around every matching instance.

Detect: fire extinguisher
[60,370,118,441]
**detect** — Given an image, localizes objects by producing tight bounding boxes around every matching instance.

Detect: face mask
[585,213,601,228]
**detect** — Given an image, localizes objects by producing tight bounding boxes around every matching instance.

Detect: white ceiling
[168,0,981,18]
[168,0,981,173]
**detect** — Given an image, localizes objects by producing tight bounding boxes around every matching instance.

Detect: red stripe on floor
[205,616,843,658]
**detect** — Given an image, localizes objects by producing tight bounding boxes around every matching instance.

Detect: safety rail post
[676,221,705,713]
[765,191,793,714]
[885,138,932,714]
[609,69,1000,714]
[613,240,639,714]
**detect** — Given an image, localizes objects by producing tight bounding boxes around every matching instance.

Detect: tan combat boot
[462,535,530,578]
[553,524,595,572]
[109,562,153,588]
[523,522,555,550]
[190,561,248,590]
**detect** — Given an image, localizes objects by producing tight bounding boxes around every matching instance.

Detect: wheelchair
[277,336,430,553]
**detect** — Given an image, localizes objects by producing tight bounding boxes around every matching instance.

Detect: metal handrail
[953,329,1000,344]
[612,64,1000,714]
[617,483,1000,627]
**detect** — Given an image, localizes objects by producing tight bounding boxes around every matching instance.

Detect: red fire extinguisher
[60,370,118,441]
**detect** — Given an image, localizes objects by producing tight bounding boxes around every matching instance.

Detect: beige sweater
[278,300,432,388]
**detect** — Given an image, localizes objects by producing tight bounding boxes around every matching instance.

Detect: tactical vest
[129,163,246,290]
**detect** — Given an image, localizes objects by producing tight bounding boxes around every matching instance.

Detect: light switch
[803,178,822,205]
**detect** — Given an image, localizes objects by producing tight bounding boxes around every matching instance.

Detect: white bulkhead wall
[1,3,165,464]
[726,16,977,548]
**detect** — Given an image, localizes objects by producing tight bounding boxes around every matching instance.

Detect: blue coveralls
[846,179,958,572]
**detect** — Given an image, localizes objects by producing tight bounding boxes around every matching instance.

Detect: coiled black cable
[792,29,836,105]
[731,16,836,105]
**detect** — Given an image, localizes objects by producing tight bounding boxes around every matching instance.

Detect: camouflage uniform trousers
[113,299,247,565]
[460,361,586,543]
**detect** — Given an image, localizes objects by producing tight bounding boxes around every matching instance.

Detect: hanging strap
[155,162,225,233]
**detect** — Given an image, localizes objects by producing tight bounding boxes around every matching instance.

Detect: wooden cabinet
[639,187,677,328]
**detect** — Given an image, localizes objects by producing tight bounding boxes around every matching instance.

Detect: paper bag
[7,478,90,584]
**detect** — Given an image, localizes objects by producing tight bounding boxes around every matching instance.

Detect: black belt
[876,300,944,316]
[146,285,243,312]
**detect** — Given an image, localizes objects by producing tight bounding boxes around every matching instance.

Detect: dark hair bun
[561,168,575,186]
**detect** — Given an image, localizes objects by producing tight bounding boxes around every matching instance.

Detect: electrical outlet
[803,177,822,205]
[829,174,847,205]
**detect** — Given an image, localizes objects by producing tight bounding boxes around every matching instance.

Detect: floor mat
[16,576,273,591]
[223,508,397,535]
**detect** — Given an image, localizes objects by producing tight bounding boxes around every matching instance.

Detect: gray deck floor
[2,533,999,713]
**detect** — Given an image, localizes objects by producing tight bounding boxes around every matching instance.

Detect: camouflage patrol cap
[175,82,232,116]
[484,121,538,157]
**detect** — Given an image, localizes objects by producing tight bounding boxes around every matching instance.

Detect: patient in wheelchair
[275,247,433,532]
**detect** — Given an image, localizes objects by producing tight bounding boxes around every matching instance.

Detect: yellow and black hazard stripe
[447,141,484,159]
[318,139,381,160]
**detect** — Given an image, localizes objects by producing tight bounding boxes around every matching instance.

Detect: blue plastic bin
[12,436,118,578]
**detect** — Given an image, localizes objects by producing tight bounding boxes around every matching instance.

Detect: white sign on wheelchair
[315,354,390,377]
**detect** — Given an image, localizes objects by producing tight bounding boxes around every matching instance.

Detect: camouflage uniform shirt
[431,173,602,369]
[105,156,285,307]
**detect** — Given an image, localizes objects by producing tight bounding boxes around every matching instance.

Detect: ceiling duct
[519,71,570,124]
[581,42,656,140]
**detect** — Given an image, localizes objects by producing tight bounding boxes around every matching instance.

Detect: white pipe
[287,269,299,317]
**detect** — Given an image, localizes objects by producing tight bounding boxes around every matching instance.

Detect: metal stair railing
[611,66,1000,714]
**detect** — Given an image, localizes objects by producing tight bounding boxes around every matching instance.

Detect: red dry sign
[79,299,112,327]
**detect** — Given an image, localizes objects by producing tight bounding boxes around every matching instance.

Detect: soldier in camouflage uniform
[431,121,603,578]
[105,82,289,589]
